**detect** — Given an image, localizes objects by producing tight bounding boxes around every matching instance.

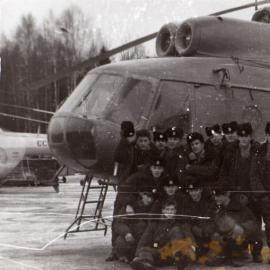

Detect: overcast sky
[0,0,261,53]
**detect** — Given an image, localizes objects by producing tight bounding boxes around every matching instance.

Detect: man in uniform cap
[153,130,167,157]
[250,121,270,262]
[205,124,223,145]
[219,122,263,262]
[118,156,167,212]
[205,124,226,173]
[132,129,157,173]
[184,132,219,188]
[221,121,238,145]
[177,181,215,266]
[121,121,136,138]
[114,121,136,183]
[131,199,196,270]
[163,126,188,186]
[108,121,137,261]
[114,184,156,263]
[211,189,262,266]
[151,174,185,215]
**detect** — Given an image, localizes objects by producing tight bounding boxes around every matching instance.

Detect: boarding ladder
[64,173,109,239]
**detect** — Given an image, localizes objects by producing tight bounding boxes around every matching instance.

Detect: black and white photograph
[1,0,270,269]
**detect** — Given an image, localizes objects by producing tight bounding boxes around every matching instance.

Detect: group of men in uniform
[105,120,270,270]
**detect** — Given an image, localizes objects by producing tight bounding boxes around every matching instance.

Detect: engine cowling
[155,23,179,57]
[166,16,270,58]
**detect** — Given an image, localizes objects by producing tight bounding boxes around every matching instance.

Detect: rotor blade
[0,103,54,115]
[0,112,49,124]
[24,32,157,92]
[22,0,270,92]
[211,0,270,16]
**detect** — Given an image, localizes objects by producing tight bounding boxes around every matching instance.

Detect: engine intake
[156,16,270,58]
[155,23,179,57]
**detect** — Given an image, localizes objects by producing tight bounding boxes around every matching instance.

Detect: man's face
[140,193,154,206]
[210,132,223,146]
[155,140,166,151]
[188,188,203,202]
[136,136,150,150]
[150,165,164,178]
[190,139,204,155]
[164,185,178,196]
[167,137,180,149]
[215,194,230,207]
[162,204,176,218]
[225,132,238,143]
[238,135,251,147]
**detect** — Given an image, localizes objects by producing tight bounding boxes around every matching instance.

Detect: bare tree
[119,44,146,61]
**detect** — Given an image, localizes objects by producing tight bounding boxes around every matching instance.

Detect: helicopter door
[193,85,229,135]
[148,80,192,133]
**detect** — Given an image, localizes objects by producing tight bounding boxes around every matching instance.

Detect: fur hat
[162,175,178,187]
[165,126,183,139]
[222,121,238,134]
[150,156,165,167]
[153,131,167,141]
[205,124,222,137]
[121,121,135,138]
[136,129,151,139]
[237,122,253,137]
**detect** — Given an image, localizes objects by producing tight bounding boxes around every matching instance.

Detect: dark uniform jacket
[114,138,135,184]
[177,193,215,238]
[114,199,154,241]
[250,142,270,193]
[213,198,259,237]
[184,149,219,187]
[219,141,260,192]
[118,169,165,207]
[163,146,189,186]
[205,139,226,172]
[132,144,158,173]
[136,218,180,250]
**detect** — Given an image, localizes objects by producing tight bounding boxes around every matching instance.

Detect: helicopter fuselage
[48,56,270,175]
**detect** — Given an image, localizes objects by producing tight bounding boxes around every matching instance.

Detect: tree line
[0,5,146,133]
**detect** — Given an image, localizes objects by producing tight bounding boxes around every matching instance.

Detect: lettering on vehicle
[37,140,48,147]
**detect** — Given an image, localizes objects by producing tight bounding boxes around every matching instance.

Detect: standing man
[107,121,136,261]
[219,122,263,262]
[153,130,167,158]
[163,126,188,186]
[205,124,226,171]
[184,132,218,188]
[250,121,270,262]
[221,121,238,146]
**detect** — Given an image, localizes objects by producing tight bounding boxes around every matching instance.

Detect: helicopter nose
[48,114,97,172]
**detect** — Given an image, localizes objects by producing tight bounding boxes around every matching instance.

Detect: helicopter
[40,1,270,179]
[2,1,270,180]
[0,128,51,183]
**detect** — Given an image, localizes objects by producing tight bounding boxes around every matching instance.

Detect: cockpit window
[58,73,98,113]
[80,74,124,117]
[60,72,153,124]
[105,78,152,125]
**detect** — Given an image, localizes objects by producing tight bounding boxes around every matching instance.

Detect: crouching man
[211,189,262,267]
[130,199,196,270]
[114,186,155,263]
